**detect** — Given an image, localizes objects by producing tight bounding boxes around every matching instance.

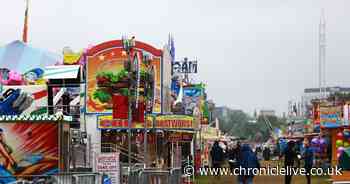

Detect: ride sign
[172,58,198,74]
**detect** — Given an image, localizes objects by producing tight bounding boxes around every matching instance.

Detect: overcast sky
[2,0,350,115]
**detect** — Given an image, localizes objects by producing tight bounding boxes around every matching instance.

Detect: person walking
[282,141,297,184]
[237,144,260,184]
[210,141,224,169]
[301,139,314,184]
[263,146,271,161]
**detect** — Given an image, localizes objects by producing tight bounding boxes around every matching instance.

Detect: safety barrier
[127,167,182,184]
[169,168,182,184]
[139,169,170,184]
[0,173,101,184]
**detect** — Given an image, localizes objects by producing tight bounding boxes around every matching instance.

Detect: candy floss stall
[314,102,350,182]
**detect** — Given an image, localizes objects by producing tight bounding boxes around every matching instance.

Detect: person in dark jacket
[302,139,314,184]
[263,146,271,161]
[238,144,260,184]
[282,141,297,184]
[210,141,224,169]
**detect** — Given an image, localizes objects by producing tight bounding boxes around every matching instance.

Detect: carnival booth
[85,38,167,166]
[154,115,196,168]
[0,40,88,183]
[200,126,220,167]
[0,78,72,182]
[312,101,350,181]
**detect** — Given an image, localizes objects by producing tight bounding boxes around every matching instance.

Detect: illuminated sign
[320,106,342,126]
[98,115,153,129]
[155,115,194,129]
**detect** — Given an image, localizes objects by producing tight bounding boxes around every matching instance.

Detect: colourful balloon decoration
[337,147,345,154]
[344,141,350,148]
[319,138,326,147]
[337,132,344,139]
[311,138,319,145]
[336,139,344,148]
[344,131,350,139]
[337,153,341,158]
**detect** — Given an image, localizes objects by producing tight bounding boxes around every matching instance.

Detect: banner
[86,41,162,114]
[320,106,342,127]
[183,86,203,116]
[98,115,153,129]
[168,132,193,142]
[0,122,58,183]
[96,152,120,184]
[155,115,194,129]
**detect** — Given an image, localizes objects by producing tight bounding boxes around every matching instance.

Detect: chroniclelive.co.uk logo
[184,165,343,177]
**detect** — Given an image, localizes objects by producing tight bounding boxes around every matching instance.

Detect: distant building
[301,86,350,118]
[259,110,276,117]
[303,86,350,102]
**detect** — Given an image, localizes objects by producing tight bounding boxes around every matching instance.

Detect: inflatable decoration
[0,70,24,85]
[336,139,344,148]
[24,68,45,85]
[311,138,319,145]
[337,132,344,139]
[319,138,327,149]
[344,131,350,139]
[319,138,326,145]
[0,89,34,115]
[337,147,345,154]
[344,141,350,148]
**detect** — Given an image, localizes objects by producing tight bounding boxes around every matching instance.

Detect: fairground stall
[0,40,91,182]
[310,100,350,182]
[200,122,221,168]
[84,38,166,167]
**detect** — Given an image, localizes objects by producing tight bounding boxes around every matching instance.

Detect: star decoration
[99,55,105,60]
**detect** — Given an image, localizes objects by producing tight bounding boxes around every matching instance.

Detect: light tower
[319,9,326,98]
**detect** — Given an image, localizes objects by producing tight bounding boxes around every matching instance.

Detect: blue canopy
[0,40,62,73]
[322,122,342,129]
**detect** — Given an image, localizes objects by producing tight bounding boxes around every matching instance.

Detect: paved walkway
[196,175,331,184]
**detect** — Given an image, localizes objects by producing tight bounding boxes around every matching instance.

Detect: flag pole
[22,0,29,43]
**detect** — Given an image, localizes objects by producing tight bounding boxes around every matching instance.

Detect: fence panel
[0,173,101,184]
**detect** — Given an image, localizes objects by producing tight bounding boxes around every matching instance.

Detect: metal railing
[127,167,182,184]
[101,143,144,163]
[0,173,101,184]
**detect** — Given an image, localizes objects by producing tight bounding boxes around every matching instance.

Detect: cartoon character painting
[0,123,59,183]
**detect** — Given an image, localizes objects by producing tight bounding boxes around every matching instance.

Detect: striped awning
[43,65,80,79]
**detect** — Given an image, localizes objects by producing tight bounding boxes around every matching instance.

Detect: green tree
[217,110,287,142]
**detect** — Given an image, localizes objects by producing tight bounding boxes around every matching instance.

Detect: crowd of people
[209,139,314,184]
